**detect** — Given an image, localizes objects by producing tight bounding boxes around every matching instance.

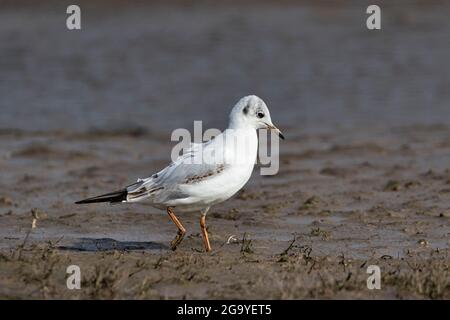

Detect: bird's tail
[75,189,128,204]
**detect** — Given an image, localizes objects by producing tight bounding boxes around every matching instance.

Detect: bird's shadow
[58,237,168,252]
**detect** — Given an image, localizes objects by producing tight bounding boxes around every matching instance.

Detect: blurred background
[1,0,449,135]
[1,1,449,300]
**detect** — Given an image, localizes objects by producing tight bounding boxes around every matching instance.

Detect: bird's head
[229,95,284,140]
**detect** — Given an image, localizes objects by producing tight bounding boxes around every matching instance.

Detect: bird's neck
[226,121,257,138]
[227,114,250,130]
[223,125,258,166]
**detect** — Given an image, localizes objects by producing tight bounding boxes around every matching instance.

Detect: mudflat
[0,1,449,299]
[0,123,448,299]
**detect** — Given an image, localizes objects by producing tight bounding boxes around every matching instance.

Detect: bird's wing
[126,138,227,202]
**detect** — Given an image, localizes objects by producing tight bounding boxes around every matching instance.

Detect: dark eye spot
[243,106,249,115]
[257,112,264,118]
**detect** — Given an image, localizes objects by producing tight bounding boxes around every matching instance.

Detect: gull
[75,95,284,252]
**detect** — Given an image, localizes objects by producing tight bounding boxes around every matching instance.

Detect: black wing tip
[74,198,103,204]
[74,199,89,204]
[74,189,128,205]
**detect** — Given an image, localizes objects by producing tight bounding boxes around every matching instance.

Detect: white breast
[172,128,258,208]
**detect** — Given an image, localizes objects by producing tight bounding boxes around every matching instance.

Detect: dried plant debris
[384,180,421,191]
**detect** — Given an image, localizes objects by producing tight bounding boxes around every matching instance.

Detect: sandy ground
[0,1,449,299]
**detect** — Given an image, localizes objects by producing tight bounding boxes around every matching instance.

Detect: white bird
[75,95,284,252]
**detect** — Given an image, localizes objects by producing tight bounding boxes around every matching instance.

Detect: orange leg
[167,207,186,251]
[200,215,212,252]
